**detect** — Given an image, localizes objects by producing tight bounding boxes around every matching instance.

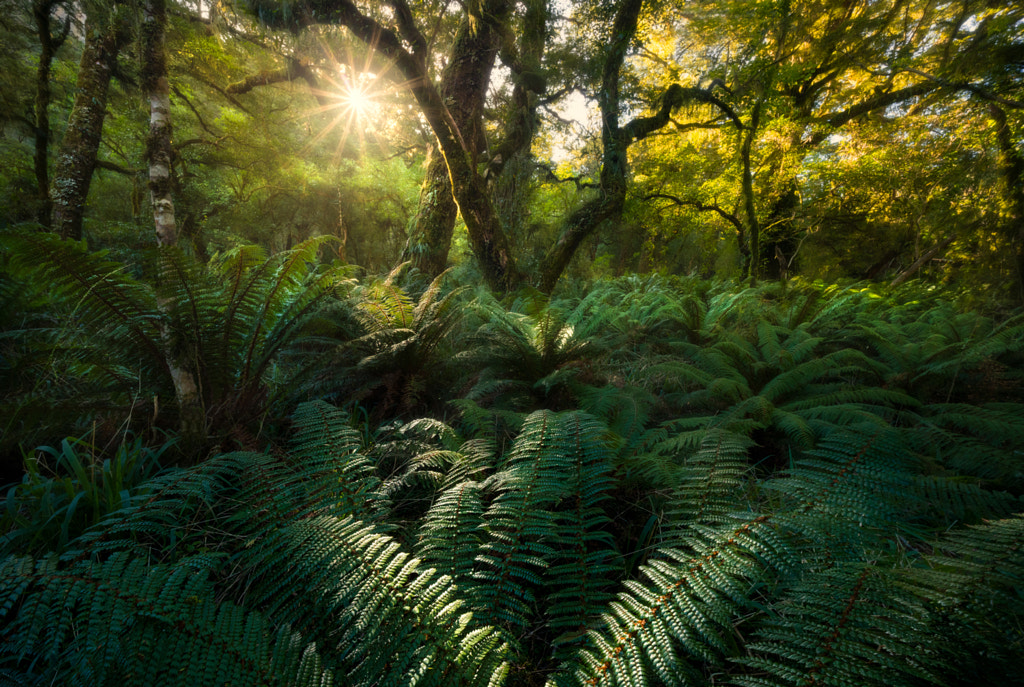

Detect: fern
[474,410,569,630]
[3,277,1023,687]
[908,515,1024,678]
[289,399,388,519]
[544,412,618,656]
[0,552,332,686]
[0,232,351,449]
[734,562,943,687]
[330,267,466,418]
[418,478,486,588]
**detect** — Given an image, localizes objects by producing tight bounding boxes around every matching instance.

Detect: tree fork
[401,0,512,281]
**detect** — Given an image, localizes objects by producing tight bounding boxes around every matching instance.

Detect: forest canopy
[0,0,1021,293]
[0,0,1023,686]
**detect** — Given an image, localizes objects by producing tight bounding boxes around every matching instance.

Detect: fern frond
[768,426,912,546]
[418,480,486,588]
[544,413,618,656]
[909,475,1020,525]
[734,562,942,686]
[0,552,332,686]
[237,515,510,685]
[289,400,387,519]
[908,515,1024,678]
[1,232,166,381]
[664,428,754,536]
[555,513,783,686]
[475,410,568,630]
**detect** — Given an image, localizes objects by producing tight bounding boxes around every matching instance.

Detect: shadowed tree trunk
[740,100,762,282]
[32,0,69,228]
[50,10,126,240]
[989,104,1024,301]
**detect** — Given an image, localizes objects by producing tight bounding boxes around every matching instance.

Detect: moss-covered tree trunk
[400,0,510,280]
[49,11,125,240]
[536,0,643,294]
[990,105,1024,301]
[740,101,762,282]
[143,0,204,453]
[32,0,68,228]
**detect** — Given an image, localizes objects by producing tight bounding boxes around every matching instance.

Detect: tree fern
[331,267,467,418]
[466,292,604,411]
[0,232,350,449]
[545,426,913,686]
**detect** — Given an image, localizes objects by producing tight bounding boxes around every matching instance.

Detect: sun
[339,73,377,120]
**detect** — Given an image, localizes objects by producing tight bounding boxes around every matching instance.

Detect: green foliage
[296,265,466,419]
[0,232,353,450]
[1,434,172,556]
[0,552,334,687]
[2,278,1024,686]
[465,290,607,412]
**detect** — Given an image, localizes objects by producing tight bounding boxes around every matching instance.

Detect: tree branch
[898,67,1024,109]
[810,81,938,144]
[642,193,744,231]
[890,234,956,286]
[95,159,139,176]
[387,0,429,68]
[171,84,219,137]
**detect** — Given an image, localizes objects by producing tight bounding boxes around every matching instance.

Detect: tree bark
[889,234,956,287]
[143,0,204,451]
[32,0,69,228]
[740,101,762,282]
[537,0,646,293]
[400,0,511,279]
[143,0,178,248]
[989,105,1024,300]
[50,11,125,240]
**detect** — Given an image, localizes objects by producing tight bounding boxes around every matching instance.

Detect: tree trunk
[536,0,644,293]
[990,105,1024,301]
[32,1,68,228]
[143,0,178,248]
[400,0,511,280]
[143,0,205,452]
[49,11,125,240]
[403,147,460,277]
[740,101,762,282]
[889,234,956,287]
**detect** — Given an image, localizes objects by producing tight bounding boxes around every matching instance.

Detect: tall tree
[31,0,70,227]
[49,6,129,240]
[144,0,204,449]
[399,0,513,280]
[246,0,694,293]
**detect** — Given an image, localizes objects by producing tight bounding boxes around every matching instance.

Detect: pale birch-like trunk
[143,0,204,452]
